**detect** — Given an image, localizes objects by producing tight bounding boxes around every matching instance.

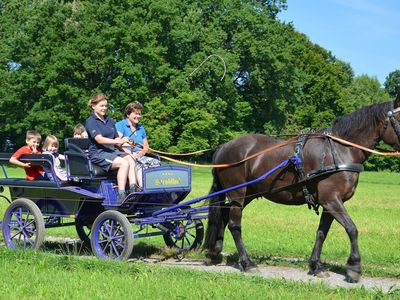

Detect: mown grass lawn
[0,248,397,300]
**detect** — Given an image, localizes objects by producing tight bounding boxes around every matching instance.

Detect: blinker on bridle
[387,107,400,117]
[383,102,400,144]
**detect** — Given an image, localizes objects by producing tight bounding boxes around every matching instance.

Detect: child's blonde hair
[43,135,59,151]
[26,130,41,143]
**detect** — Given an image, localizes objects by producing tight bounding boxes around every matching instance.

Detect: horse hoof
[241,262,259,274]
[204,254,223,266]
[345,270,361,283]
[204,258,220,266]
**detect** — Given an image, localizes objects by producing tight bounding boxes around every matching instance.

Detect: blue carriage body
[0,138,208,258]
[0,138,194,217]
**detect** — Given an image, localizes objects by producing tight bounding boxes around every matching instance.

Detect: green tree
[384,69,400,97]
[0,0,362,156]
[337,74,389,114]
[281,32,354,131]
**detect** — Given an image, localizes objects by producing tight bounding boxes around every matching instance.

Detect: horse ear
[395,92,400,108]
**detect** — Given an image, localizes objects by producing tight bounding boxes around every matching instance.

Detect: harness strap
[269,163,364,199]
[291,134,320,213]
[289,133,365,215]
[302,163,364,182]
[389,115,400,141]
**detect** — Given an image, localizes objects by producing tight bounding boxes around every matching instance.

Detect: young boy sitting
[9,130,47,180]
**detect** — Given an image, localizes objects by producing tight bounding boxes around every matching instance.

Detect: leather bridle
[382,102,400,148]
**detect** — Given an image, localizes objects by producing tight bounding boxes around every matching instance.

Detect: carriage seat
[0,152,62,186]
[0,177,59,188]
[64,138,110,179]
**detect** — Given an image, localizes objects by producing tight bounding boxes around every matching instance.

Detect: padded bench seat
[0,178,60,188]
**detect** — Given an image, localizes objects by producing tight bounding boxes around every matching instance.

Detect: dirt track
[135,257,400,293]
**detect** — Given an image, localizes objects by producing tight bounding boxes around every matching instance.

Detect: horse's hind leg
[228,202,256,272]
[321,198,361,283]
[206,204,230,264]
[309,209,334,276]
[214,204,230,257]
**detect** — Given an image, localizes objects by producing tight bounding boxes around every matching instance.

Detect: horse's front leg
[228,203,256,272]
[309,209,334,276]
[323,198,361,283]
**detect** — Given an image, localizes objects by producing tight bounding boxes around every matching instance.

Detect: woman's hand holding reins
[114,136,130,147]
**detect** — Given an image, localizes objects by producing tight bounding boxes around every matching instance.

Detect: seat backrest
[64,138,109,179]
[64,140,92,177]
[64,138,90,151]
[0,152,59,183]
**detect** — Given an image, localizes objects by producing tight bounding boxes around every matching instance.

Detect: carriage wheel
[2,198,45,250]
[75,217,92,248]
[163,219,204,251]
[91,210,134,260]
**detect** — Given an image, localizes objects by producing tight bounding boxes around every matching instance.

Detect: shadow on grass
[42,239,162,259]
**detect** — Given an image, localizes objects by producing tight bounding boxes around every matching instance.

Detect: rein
[325,134,400,156]
[131,131,400,169]
[130,136,299,168]
[151,131,400,168]
[327,103,400,156]
[150,135,300,168]
[128,102,400,167]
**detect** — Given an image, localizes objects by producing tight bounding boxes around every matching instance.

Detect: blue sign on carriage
[144,167,191,190]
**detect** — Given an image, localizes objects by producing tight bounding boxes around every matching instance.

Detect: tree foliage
[384,69,400,97]
[0,0,395,171]
[337,74,389,114]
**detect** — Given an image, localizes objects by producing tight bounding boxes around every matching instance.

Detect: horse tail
[203,167,225,252]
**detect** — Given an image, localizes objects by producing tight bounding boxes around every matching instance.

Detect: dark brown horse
[204,94,400,283]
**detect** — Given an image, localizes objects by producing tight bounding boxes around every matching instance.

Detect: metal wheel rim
[4,205,39,249]
[165,220,203,251]
[92,217,129,259]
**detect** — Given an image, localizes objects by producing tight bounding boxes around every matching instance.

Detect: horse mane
[331,101,391,139]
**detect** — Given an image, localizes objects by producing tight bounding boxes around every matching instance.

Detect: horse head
[381,93,400,150]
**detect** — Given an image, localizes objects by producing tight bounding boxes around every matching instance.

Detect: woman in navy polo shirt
[85,93,137,203]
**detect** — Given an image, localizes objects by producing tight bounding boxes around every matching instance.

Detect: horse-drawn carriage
[0,136,310,261]
[1,96,400,283]
[0,138,207,259]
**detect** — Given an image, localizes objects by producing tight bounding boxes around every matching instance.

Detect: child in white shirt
[43,135,67,181]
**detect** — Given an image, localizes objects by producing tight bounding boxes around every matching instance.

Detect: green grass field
[2,248,398,300]
[0,166,399,298]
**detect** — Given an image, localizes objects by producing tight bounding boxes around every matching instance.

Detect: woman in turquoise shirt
[116,101,160,190]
